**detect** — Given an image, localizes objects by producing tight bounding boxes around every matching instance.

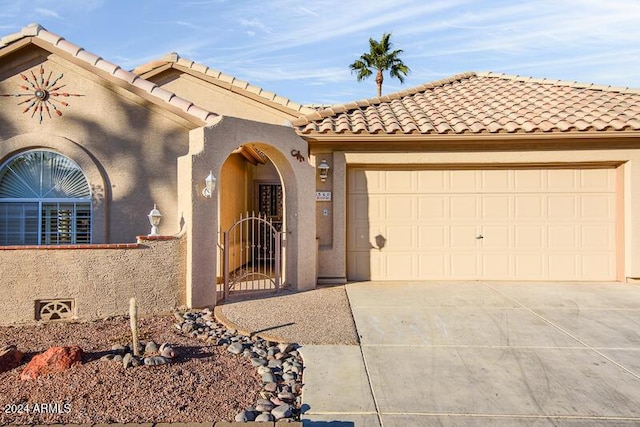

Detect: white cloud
[242,65,348,84]
[34,8,61,19]
[502,51,640,72]
[176,20,203,31]
[297,7,319,17]
[179,0,228,5]
[239,18,271,34]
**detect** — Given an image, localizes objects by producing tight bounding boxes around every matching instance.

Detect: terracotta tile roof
[0,23,218,126]
[292,72,640,135]
[134,53,317,117]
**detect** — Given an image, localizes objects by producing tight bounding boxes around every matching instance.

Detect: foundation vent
[35,299,75,321]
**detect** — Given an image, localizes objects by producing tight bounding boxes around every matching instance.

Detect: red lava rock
[0,345,24,373]
[20,346,83,380]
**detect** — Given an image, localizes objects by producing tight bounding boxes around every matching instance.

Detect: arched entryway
[178,117,316,310]
[216,146,286,301]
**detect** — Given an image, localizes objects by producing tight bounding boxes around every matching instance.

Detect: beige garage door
[347,167,618,281]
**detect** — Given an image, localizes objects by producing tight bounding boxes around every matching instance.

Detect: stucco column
[312,151,348,284]
[178,126,220,308]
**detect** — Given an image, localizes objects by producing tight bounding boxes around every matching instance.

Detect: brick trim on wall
[0,236,178,250]
[0,243,142,250]
[136,235,179,241]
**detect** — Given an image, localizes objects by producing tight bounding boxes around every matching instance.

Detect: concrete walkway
[301,281,640,426]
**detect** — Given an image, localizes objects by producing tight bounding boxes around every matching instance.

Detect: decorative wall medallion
[0,65,83,123]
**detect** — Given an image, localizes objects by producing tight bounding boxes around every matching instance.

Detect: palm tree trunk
[376,69,383,97]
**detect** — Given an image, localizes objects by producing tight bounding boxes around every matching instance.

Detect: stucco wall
[0,237,185,325]
[313,152,346,284]
[253,158,281,185]
[0,46,194,244]
[220,153,251,231]
[314,153,334,248]
[220,153,251,273]
[150,70,295,126]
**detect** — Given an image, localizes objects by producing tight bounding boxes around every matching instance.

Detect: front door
[257,182,283,232]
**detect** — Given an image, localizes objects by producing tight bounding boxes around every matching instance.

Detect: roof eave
[137,57,317,118]
[0,36,32,57]
[28,38,211,128]
[232,146,267,165]
[0,26,218,128]
[135,62,173,78]
[302,130,640,140]
[301,130,640,150]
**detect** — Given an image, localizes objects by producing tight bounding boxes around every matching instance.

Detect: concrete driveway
[300,281,640,426]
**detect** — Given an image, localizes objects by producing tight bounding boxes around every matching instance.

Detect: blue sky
[1,0,639,106]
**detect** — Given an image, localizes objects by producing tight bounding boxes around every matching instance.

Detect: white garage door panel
[348,168,617,281]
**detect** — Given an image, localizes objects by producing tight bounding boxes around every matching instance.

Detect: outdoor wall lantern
[202,171,216,198]
[147,204,162,236]
[318,159,330,182]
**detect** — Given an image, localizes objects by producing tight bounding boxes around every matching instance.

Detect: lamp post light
[202,170,216,198]
[147,204,162,236]
[318,159,330,182]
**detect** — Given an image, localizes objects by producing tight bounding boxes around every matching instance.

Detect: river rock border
[100,341,177,367]
[174,308,303,423]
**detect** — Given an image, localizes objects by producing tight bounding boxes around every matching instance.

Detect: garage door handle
[476,234,484,239]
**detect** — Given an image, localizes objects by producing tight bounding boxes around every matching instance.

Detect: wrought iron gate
[216,212,282,302]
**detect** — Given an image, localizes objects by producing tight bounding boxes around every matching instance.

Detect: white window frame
[0,150,92,245]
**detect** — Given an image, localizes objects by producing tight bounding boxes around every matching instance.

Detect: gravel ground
[0,315,261,425]
[217,285,359,345]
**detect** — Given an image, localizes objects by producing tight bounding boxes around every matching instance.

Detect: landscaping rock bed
[174,308,304,423]
[0,314,263,424]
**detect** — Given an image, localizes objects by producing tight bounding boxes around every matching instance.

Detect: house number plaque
[316,191,332,201]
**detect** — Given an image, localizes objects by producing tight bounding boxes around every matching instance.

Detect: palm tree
[349,32,410,97]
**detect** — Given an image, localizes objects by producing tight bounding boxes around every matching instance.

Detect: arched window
[0,150,91,245]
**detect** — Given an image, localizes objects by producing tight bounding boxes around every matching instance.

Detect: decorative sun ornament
[0,65,83,123]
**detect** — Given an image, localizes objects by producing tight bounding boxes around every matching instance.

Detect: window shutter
[0,151,90,198]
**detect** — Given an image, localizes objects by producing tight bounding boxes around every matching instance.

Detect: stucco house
[0,24,316,324]
[2,24,640,324]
